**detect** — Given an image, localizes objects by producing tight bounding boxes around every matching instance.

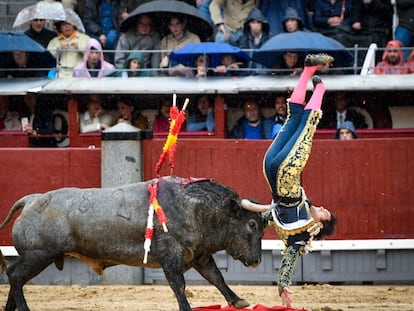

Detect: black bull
[0,176,264,311]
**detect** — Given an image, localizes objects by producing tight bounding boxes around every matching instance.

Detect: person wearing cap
[335,120,358,140]
[47,21,91,77]
[229,99,273,139]
[240,54,337,307]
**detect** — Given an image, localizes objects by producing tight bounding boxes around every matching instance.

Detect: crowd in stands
[0,0,412,145]
[1,0,414,78]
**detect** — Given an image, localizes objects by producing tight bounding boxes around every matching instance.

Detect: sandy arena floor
[1,284,413,311]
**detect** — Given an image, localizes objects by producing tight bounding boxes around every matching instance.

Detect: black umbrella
[120,0,213,41]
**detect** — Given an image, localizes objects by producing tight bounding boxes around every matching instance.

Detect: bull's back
[12,181,155,256]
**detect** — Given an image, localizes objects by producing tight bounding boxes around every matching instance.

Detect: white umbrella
[60,8,86,33]
[13,1,66,28]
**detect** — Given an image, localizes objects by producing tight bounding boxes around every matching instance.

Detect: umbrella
[120,0,213,41]
[170,42,250,67]
[254,31,354,68]
[0,31,46,52]
[12,1,66,28]
[60,8,86,33]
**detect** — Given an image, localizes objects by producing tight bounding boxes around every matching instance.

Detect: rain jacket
[374,40,407,74]
[237,8,272,75]
[47,30,91,78]
[72,38,116,77]
[209,0,258,32]
[114,28,160,75]
[406,50,414,74]
[112,51,151,77]
[282,7,307,32]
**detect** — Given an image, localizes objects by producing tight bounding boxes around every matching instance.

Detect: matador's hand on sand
[281,287,293,307]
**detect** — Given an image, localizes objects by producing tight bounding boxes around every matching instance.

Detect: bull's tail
[0,193,41,273]
[0,194,41,231]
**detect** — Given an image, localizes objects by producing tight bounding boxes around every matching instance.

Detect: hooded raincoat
[72,38,116,77]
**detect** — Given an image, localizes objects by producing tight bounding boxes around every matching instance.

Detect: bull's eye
[247,220,257,232]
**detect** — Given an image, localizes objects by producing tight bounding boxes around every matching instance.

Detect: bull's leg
[193,256,249,309]
[5,251,56,311]
[159,256,192,311]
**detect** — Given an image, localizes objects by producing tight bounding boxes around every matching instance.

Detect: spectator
[159,15,201,76]
[83,0,128,62]
[24,18,57,73]
[272,51,303,76]
[270,94,288,138]
[73,38,116,77]
[4,51,50,78]
[214,53,245,76]
[111,51,151,77]
[351,0,393,63]
[282,7,309,33]
[209,0,257,45]
[79,94,113,133]
[313,0,355,47]
[237,7,273,75]
[47,21,91,78]
[21,93,57,147]
[185,54,215,77]
[394,0,414,62]
[258,0,312,35]
[116,96,149,130]
[0,96,21,130]
[153,98,172,133]
[374,40,407,75]
[334,120,358,140]
[319,91,368,129]
[25,18,57,48]
[406,49,414,74]
[114,14,160,75]
[186,95,215,131]
[229,99,273,139]
[196,0,213,25]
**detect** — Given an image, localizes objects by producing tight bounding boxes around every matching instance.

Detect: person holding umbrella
[25,18,57,48]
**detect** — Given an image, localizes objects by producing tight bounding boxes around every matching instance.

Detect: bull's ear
[222,197,241,214]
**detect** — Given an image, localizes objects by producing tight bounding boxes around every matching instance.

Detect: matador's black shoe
[304,53,334,67]
[312,75,323,88]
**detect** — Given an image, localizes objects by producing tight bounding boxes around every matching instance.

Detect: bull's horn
[241,199,275,212]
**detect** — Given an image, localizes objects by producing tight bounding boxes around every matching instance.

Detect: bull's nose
[247,258,261,268]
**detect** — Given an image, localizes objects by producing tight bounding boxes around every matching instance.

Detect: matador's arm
[278,245,301,296]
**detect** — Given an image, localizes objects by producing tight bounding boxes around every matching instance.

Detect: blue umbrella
[0,31,46,52]
[254,31,354,68]
[170,42,250,67]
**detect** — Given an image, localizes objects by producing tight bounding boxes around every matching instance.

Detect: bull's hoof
[233,299,249,309]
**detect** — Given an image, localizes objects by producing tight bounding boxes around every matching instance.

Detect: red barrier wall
[0,138,413,245]
[0,148,101,245]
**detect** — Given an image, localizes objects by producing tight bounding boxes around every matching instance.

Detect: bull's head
[224,198,266,268]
